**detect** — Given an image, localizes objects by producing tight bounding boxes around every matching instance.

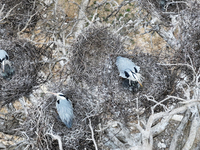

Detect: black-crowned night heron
[0,49,15,79]
[116,56,143,87]
[51,92,73,128]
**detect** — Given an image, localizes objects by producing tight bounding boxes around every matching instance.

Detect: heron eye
[134,67,138,73]
[57,100,60,104]
[124,71,129,78]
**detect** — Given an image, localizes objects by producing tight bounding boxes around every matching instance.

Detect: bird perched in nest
[50,92,74,128]
[116,56,143,87]
[0,50,15,80]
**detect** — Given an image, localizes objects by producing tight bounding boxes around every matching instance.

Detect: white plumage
[116,56,143,87]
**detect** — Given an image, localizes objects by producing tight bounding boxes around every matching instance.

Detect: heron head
[124,69,143,87]
[47,92,67,100]
[55,93,67,100]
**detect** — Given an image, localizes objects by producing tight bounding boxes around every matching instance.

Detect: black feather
[59,94,65,97]
[134,67,137,73]
[131,71,136,79]
[124,71,129,78]
[57,100,60,104]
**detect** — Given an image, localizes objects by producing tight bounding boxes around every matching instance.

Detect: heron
[0,49,15,79]
[116,56,143,87]
[50,92,73,128]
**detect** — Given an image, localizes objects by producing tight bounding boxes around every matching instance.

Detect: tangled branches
[0,0,39,37]
[0,39,51,106]
[0,0,200,149]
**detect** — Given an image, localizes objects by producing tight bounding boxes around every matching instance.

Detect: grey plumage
[116,56,143,87]
[54,93,74,128]
[0,50,15,79]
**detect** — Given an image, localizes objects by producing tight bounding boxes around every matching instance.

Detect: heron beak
[137,80,143,87]
[131,73,143,87]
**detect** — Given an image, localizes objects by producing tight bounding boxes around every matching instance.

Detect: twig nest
[0,39,51,106]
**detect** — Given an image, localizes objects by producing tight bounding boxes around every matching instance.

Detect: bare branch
[157,63,197,76]
[0,3,21,22]
[17,7,42,35]
[155,27,181,50]
[88,118,98,150]
[46,132,63,150]
[75,0,90,37]
[169,109,191,150]
[182,106,200,150]
[104,0,132,21]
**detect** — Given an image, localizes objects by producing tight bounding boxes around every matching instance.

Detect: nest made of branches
[5,25,179,150]
[70,25,177,127]
[0,39,51,106]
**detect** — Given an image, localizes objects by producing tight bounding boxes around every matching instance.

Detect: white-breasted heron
[116,56,143,87]
[50,92,73,128]
[0,49,15,79]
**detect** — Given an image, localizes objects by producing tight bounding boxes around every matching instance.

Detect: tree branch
[88,118,98,150]
[75,0,90,37]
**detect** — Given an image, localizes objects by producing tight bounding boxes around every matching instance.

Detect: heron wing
[56,99,73,128]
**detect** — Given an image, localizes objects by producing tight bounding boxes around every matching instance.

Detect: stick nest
[0,39,51,106]
[70,25,177,127]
